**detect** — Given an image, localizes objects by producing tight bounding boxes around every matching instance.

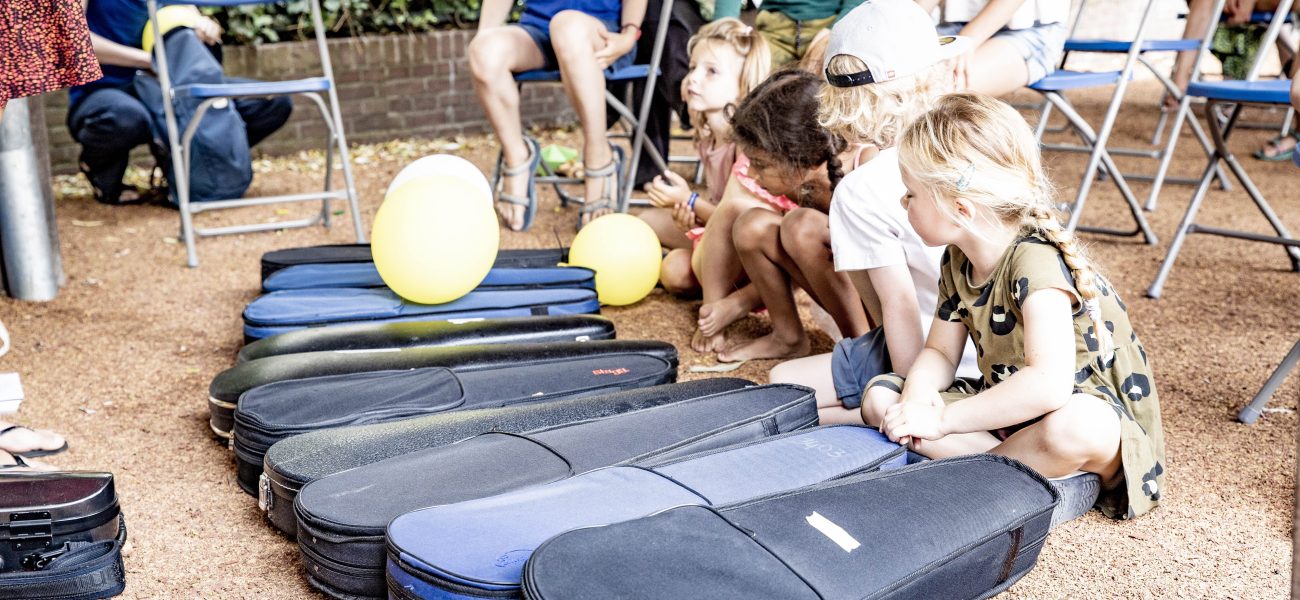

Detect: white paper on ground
[0,372,24,414]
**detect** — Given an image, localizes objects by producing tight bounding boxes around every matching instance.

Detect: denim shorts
[518,19,638,73]
[830,327,892,409]
[938,21,1068,85]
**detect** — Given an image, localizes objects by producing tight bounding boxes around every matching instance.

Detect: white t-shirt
[828,147,980,379]
[941,0,1069,29]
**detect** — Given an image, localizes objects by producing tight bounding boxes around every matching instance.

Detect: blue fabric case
[242,287,600,340]
[385,426,905,599]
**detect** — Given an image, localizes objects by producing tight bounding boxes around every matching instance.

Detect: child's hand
[645,171,692,208]
[881,400,947,446]
[194,16,224,46]
[595,28,638,70]
[672,200,697,232]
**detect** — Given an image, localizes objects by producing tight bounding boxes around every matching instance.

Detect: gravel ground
[1,81,1296,598]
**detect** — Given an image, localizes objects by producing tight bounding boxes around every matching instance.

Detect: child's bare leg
[780,208,870,339]
[770,354,864,425]
[468,26,546,230]
[718,208,811,362]
[860,384,1000,457]
[991,394,1124,483]
[691,180,769,352]
[640,208,692,250]
[660,249,699,296]
[550,11,615,225]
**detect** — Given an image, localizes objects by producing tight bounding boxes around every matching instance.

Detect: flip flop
[1252,131,1298,162]
[0,454,30,471]
[0,425,69,458]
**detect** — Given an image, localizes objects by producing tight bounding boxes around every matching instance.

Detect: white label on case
[806,512,860,553]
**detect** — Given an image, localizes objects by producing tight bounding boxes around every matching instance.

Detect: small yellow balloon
[568,214,661,306]
[371,174,499,304]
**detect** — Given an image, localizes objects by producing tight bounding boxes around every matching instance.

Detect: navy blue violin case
[385,426,904,600]
[236,315,616,363]
[519,454,1057,600]
[292,383,820,599]
[258,379,753,538]
[259,245,567,283]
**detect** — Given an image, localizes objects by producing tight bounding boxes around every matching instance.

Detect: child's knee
[860,385,900,427]
[779,208,827,255]
[660,251,696,295]
[1038,395,1121,460]
[731,208,776,253]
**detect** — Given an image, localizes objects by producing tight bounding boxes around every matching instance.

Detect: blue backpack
[133,28,252,203]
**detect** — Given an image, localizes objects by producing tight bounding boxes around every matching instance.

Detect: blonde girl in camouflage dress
[862,93,1165,520]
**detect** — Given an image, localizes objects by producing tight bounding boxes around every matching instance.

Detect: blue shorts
[829,327,892,409]
[938,21,1068,86]
[518,19,638,73]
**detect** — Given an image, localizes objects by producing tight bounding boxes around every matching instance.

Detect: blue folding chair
[1146,78,1300,299]
[1035,0,1228,215]
[1027,0,1161,244]
[494,0,675,216]
[147,0,365,267]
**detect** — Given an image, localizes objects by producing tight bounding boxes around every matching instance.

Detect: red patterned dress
[0,0,102,109]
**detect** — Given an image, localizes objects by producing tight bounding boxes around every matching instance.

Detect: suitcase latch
[5,511,53,551]
[258,474,274,512]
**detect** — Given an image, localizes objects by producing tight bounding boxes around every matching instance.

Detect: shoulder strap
[0,518,127,600]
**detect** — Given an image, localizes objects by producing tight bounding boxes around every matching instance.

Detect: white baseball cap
[824,0,973,88]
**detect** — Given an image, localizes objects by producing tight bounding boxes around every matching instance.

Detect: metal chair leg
[1238,338,1300,424]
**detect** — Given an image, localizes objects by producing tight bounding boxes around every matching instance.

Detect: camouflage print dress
[873,232,1165,519]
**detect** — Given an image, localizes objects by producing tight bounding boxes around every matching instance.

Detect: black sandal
[0,425,69,458]
[0,453,30,471]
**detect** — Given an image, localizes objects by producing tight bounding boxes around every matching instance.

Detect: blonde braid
[1029,205,1114,358]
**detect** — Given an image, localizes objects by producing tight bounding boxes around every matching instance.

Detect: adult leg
[227,77,294,147]
[67,88,154,204]
[468,26,546,230]
[780,208,870,339]
[550,11,618,225]
[991,394,1124,482]
[718,208,812,362]
[1170,0,1218,108]
[961,37,1033,97]
[691,177,769,352]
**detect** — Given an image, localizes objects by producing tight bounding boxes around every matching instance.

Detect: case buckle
[258,474,274,512]
[5,511,53,551]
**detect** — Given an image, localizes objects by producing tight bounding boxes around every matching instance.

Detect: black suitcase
[260,245,567,281]
[520,455,1057,600]
[295,383,819,600]
[0,473,127,600]
[259,378,752,538]
[209,339,678,439]
[236,315,616,362]
[231,344,679,495]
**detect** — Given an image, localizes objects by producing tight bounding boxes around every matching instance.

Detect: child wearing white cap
[769,0,979,424]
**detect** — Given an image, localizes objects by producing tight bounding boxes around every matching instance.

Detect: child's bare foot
[698,295,756,338]
[691,327,728,354]
[0,423,66,456]
[718,332,810,363]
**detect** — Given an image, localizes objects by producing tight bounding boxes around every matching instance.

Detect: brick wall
[41,29,577,174]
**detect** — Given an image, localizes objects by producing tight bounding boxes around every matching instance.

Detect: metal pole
[0,97,64,301]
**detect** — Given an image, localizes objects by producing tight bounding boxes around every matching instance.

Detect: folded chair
[1035,0,1228,214]
[494,0,675,217]
[148,0,365,268]
[1027,0,1161,244]
[1145,77,1299,299]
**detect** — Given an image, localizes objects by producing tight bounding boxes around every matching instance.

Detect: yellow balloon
[568,214,661,306]
[142,5,203,55]
[371,174,499,304]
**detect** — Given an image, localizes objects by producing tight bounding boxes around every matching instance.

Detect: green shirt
[711,0,864,22]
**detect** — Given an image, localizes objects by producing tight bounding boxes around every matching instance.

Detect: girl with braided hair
[868,93,1165,521]
[704,68,874,361]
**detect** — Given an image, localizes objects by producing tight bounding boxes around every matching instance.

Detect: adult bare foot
[718,332,810,363]
[0,423,67,457]
[0,449,55,472]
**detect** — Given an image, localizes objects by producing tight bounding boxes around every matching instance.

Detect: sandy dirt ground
[1,81,1297,598]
